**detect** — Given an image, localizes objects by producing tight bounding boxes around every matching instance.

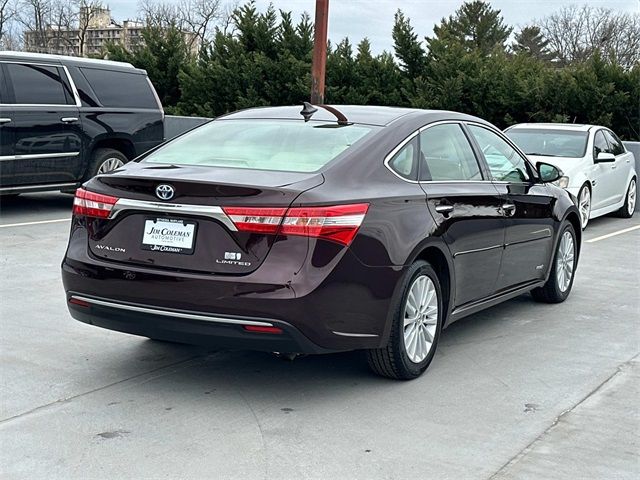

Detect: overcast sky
[107,0,640,53]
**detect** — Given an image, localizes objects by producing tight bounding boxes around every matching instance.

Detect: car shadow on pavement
[0,192,74,216]
[103,292,543,403]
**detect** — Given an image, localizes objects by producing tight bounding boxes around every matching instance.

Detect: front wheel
[367,261,444,380]
[616,178,636,218]
[577,184,591,229]
[532,222,577,303]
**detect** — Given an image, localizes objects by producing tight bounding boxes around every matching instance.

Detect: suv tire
[86,148,128,180]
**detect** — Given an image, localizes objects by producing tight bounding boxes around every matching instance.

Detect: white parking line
[0,218,71,228]
[586,225,640,243]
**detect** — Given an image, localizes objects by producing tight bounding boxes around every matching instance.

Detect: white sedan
[505,123,637,228]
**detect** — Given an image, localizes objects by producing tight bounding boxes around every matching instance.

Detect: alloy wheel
[403,275,438,364]
[579,186,591,228]
[97,157,125,175]
[556,230,575,293]
[627,179,636,216]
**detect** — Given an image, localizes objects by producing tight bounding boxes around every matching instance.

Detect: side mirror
[595,152,615,163]
[537,162,562,183]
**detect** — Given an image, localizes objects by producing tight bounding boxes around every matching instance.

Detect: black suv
[0,51,164,195]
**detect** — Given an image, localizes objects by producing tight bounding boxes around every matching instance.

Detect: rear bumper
[62,225,405,353]
[67,293,334,354]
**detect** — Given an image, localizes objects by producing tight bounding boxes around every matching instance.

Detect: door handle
[502,202,516,216]
[435,204,454,214]
[0,118,11,124]
[611,165,617,169]
[61,117,79,123]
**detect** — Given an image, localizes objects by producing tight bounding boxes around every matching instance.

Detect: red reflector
[69,297,90,307]
[223,203,369,246]
[243,325,284,334]
[73,188,119,218]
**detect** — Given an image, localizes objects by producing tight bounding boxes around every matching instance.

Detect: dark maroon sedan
[62,105,581,379]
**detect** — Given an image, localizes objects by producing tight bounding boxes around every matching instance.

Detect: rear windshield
[506,128,588,158]
[143,119,378,172]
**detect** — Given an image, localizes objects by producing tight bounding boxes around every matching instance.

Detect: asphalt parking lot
[1,193,638,480]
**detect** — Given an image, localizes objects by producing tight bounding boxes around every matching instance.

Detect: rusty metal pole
[310,0,329,104]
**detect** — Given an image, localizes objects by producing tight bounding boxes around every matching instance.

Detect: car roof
[221,105,487,127]
[0,51,142,73]
[507,123,599,132]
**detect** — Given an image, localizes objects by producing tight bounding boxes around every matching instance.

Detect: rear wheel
[532,222,577,303]
[86,148,127,180]
[577,184,591,229]
[367,261,443,380]
[616,178,636,218]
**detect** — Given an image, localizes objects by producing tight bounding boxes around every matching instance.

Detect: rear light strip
[73,188,119,218]
[222,203,369,246]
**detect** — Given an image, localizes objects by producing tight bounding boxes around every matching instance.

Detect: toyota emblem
[155,184,175,201]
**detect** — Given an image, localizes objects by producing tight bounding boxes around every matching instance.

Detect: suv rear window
[143,119,378,173]
[80,67,158,109]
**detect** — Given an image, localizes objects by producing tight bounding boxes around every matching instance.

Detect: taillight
[222,203,369,246]
[222,207,287,234]
[73,188,119,218]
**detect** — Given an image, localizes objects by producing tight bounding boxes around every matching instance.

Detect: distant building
[24,6,198,57]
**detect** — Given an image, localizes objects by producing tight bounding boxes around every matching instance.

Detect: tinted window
[419,123,481,181]
[506,128,588,158]
[603,130,625,155]
[468,125,530,182]
[80,68,158,109]
[388,138,418,180]
[593,131,609,157]
[0,67,8,103]
[4,63,71,105]
[144,119,378,173]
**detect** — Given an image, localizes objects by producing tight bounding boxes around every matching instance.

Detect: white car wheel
[617,178,636,219]
[578,185,591,229]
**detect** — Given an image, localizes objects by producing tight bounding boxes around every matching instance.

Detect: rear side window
[80,68,158,109]
[388,138,418,180]
[144,119,378,173]
[603,130,625,156]
[468,125,530,182]
[4,63,73,105]
[419,123,482,181]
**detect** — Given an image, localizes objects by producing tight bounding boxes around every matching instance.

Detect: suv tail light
[73,188,119,218]
[222,203,369,246]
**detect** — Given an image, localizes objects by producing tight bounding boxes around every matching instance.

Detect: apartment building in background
[24,6,197,57]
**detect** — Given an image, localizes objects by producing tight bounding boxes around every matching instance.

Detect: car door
[417,122,506,308]
[0,66,14,188]
[591,129,618,210]
[1,61,83,188]
[466,123,555,291]
[603,129,632,204]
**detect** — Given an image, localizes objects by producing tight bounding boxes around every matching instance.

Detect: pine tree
[513,26,555,62]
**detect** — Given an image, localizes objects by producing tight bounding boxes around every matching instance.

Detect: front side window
[593,131,609,158]
[144,119,378,173]
[4,63,72,105]
[603,130,625,156]
[468,125,530,182]
[419,123,482,181]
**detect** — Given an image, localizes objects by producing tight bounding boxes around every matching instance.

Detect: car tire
[367,260,443,380]
[577,184,591,229]
[86,148,128,180]
[616,177,636,219]
[532,222,577,304]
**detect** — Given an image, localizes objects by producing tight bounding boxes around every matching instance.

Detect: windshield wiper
[526,152,559,157]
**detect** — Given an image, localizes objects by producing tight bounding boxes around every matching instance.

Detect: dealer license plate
[141,218,197,254]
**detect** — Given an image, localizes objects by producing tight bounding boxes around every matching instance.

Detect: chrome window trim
[69,295,275,327]
[0,61,81,107]
[109,198,238,231]
[384,120,497,184]
[0,152,80,161]
[0,182,77,192]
